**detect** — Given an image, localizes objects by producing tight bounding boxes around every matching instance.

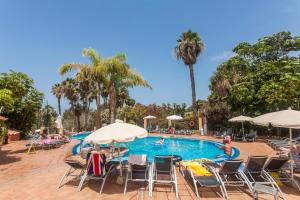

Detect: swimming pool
[72,133,240,161]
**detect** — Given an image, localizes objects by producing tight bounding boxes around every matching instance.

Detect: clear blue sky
[1,0,300,111]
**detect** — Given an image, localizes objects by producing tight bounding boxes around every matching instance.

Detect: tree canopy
[0,70,44,135]
[208,31,300,129]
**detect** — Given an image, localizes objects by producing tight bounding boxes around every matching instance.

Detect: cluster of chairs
[181,156,300,199]
[215,130,257,142]
[151,129,194,135]
[26,134,70,153]
[267,136,300,151]
[59,153,179,197]
[58,152,300,199]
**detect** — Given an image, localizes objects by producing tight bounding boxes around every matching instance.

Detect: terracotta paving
[0,134,299,200]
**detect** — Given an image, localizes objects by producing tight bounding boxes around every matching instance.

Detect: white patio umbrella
[143,115,156,130]
[251,108,300,177]
[55,115,63,129]
[229,115,252,140]
[251,108,300,145]
[84,122,148,177]
[84,122,148,144]
[166,115,183,128]
[143,115,157,120]
[166,115,183,120]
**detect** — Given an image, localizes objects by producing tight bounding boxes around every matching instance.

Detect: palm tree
[51,83,63,116]
[59,48,106,128]
[60,78,82,131]
[99,53,151,123]
[175,29,204,119]
[74,67,96,130]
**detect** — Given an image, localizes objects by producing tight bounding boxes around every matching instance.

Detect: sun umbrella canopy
[251,108,300,129]
[84,122,148,144]
[143,115,156,120]
[229,115,252,122]
[166,115,183,120]
[55,115,63,129]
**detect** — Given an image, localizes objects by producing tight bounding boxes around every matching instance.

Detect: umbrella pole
[242,122,245,141]
[117,142,122,176]
[289,128,294,178]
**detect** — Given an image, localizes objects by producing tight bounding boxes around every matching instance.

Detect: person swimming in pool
[215,136,232,159]
[155,137,165,145]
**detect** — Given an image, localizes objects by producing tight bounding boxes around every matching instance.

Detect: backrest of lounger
[154,156,173,173]
[219,160,243,174]
[128,154,148,173]
[65,160,84,169]
[128,154,147,165]
[264,157,289,172]
[244,156,268,173]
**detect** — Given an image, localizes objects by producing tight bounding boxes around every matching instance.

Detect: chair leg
[77,172,87,192]
[123,171,129,195]
[100,166,114,194]
[193,179,200,198]
[220,182,228,199]
[292,178,300,191]
[58,167,72,188]
[99,178,105,194]
[173,167,178,198]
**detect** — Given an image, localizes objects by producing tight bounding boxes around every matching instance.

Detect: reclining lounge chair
[150,155,178,198]
[182,161,228,199]
[77,151,117,194]
[241,156,285,200]
[124,154,151,195]
[264,157,300,191]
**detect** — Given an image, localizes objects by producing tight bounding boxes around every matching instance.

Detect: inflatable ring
[189,121,195,126]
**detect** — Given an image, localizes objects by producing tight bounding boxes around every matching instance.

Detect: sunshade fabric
[84,122,148,144]
[143,115,156,119]
[229,115,252,122]
[166,115,183,120]
[251,108,300,129]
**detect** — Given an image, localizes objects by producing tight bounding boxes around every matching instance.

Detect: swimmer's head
[223,136,231,144]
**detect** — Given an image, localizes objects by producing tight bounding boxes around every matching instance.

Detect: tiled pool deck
[0,134,299,200]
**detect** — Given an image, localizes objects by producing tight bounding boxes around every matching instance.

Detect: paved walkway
[0,134,299,200]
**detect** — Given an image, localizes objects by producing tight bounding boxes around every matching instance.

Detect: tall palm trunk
[189,64,197,120]
[83,98,89,130]
[76,114,81,132]
[74,105,81,132]
[57,96,61,116]
[95,83,102,128]
[109,81,117,124]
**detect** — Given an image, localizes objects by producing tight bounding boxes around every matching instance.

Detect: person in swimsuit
[155,137,164,145]
[216,136,232,159]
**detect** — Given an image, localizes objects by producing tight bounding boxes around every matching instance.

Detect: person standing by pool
[215,136,232,159]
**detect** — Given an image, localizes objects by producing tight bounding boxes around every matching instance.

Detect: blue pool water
[72,133,240,161]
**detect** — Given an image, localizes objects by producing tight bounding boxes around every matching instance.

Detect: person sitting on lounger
[155,137,165,145]
[215,136,232,159]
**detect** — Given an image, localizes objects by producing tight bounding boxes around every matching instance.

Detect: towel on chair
[128,154,147,165]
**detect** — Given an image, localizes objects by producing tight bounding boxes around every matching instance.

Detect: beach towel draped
[87,152,107,177]
[182,161,211,176]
